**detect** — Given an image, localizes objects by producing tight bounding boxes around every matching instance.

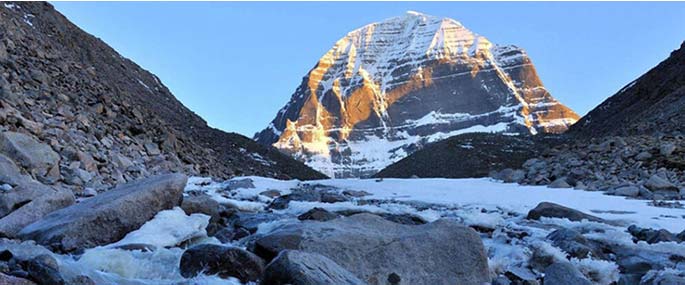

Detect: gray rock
[0,181,54,218]
[660,143,677,157]
[613,246,682,275]
[548,177,572,189]
[0,154,28,186]
[526,202,604,223]
[262,250,366,285]
[342,190,371,198]
[547,228,603,259]
[298,207,339,222]
[543,262,592,285]
[611,185,640,197]
[24,254,64,285]
[492,168,526,183]
[180,244,264,282]
[225,178,255,190]
[259,189,281,198]
[229,212,284,234]
[0,186,74,238]
[181,194,221,223]
[636,151,653,161]
[627,225,679,244]
[644,175,679,192]
[255,213,490,285]
[18,174,187,252]
[0,132,60,177]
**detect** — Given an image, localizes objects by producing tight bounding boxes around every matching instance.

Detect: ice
[107,207,210,249]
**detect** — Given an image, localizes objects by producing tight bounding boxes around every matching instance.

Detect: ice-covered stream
[4,177,684,284]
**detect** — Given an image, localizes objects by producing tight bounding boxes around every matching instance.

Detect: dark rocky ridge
[571,41,685,137]
[0,1,325,192]
[374,133,557,178]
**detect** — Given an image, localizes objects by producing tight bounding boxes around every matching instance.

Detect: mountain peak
[255,13,579,178]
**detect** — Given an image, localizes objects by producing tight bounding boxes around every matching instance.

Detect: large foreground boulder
[255,213,490,285]
[18,174,187,252]
[263,250,367,285]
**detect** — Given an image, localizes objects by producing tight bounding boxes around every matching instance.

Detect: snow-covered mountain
[255,11,579,178]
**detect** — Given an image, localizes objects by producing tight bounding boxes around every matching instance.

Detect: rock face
[18,174,186,252]
[0,1,324,192]
[255,11,579,178]
[571,41,685,137]
[255,213,490,285]
[262,250,367,285]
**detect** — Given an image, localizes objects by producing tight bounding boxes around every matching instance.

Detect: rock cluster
[493,135,685,201]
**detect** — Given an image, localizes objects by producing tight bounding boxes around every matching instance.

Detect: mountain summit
[255,12,579,178]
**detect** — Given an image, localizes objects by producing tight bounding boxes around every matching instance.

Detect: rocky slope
[0,1,325,193]
[486,42,685,201]
[374,133,555,178]
[570,41,685,137]
[255,11,579,178]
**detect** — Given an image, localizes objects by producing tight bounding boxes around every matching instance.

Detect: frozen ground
[8,176,682,284]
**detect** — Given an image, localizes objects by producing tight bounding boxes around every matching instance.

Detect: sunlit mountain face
[255,11,579,178]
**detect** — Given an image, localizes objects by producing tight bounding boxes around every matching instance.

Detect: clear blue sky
[52,2,685,137]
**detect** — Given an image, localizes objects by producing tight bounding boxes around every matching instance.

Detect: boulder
[627,225,679,244]
[254,213,490,285]
[611,185,640,197]
[548,177,572,189]
[636,152,653,161]
[644,175,678,192]
[0,181,54,218]
[180,244,264,282]
[0,187,74,237]
[262,250,366,285]
[547,228,604,259]
[526,202,604,223]
[181,193,221,222]
[490,168,526,183]
[543,262,592,285]
[297,207,339,222]
[224,178,255,190]
[0,154,27,186]
[23,254,64,285]
[0,132,59,177]
[18,174,187,252]
[660,143,676,157]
